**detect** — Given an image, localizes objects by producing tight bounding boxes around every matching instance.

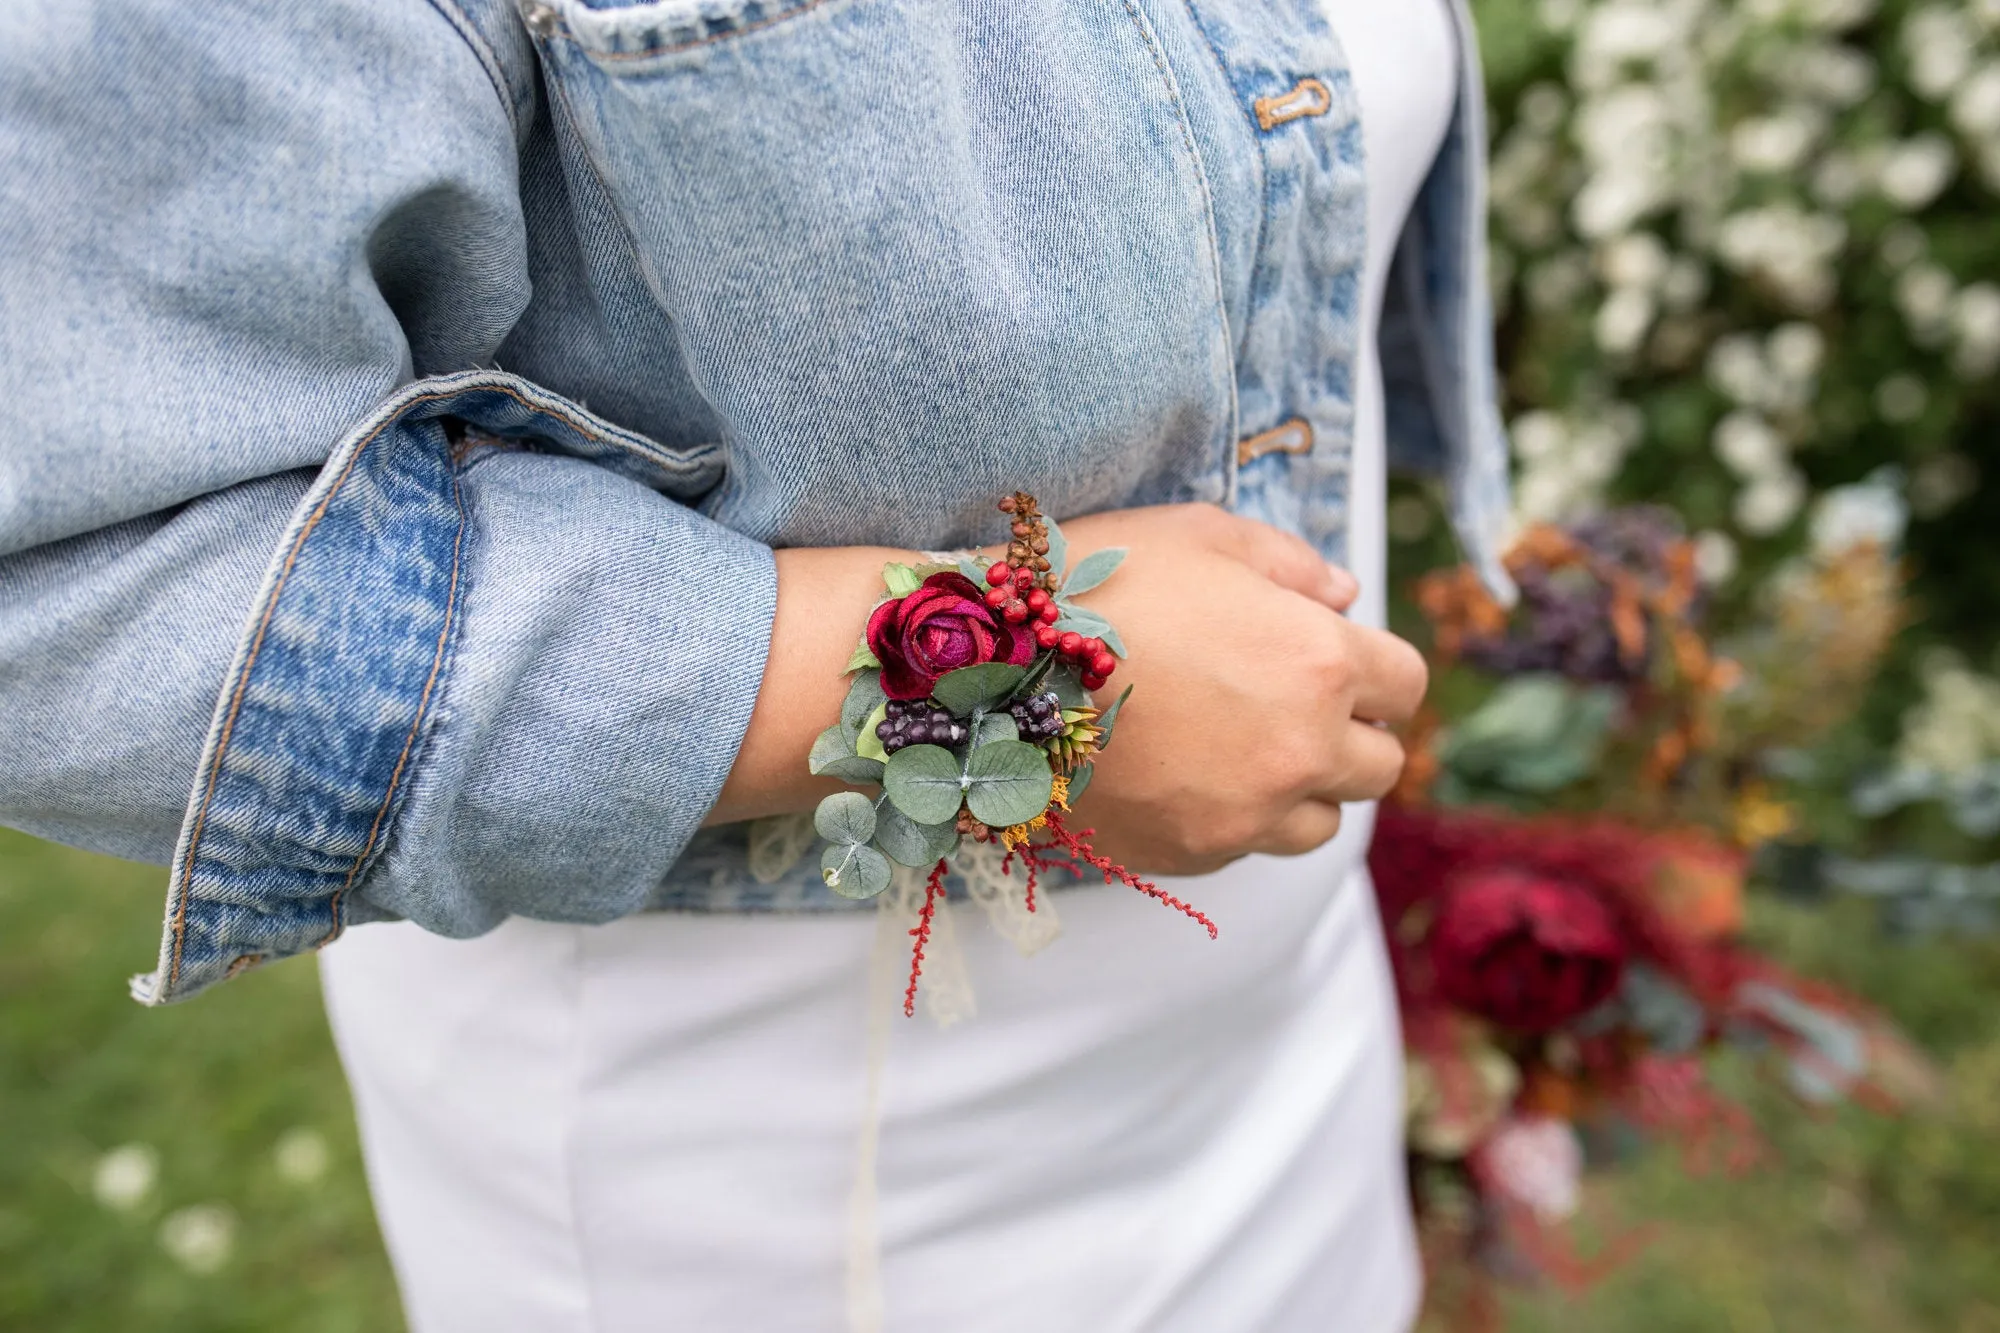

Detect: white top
[319,9,1461,1332]
[1327,0,1461,636]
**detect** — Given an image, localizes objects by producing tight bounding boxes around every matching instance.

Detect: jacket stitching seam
[315,459,468,949]
[537,70,682,302]
[1112,0,1241,494]
[422,0,524,142]
[1174,0,1271,371]
[168,377,683,989]
[534,68,735,476]
[553,0,831,62]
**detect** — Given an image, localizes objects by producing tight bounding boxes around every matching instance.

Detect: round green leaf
[931,663,1026,716]
[808,724,853,775]
[963,739,1056,828]
[817,755,885,784]
[821,842,892,899]
[814,790,878,846]
[882,744,965,825]
[873,801,961,867]
[841,670,888,736]
[972,711,1019,747]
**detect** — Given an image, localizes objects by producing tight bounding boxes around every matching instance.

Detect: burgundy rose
[1429,868,1628,1033]
[866,571,1034,700]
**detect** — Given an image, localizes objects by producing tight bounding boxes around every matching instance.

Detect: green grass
[0,830,400,1332]
[5,827,1999,1331]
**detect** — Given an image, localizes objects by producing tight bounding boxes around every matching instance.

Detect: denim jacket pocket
[523,0,836,60]
[519,0,1239,551]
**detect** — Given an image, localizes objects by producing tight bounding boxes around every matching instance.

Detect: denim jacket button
[520,1,560,38]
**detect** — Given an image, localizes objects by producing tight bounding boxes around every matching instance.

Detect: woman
[1,0,1511,1327]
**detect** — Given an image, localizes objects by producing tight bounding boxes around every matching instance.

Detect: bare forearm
[705,544,916,825]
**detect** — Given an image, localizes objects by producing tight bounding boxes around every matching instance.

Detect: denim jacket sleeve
[0,0,776,1003]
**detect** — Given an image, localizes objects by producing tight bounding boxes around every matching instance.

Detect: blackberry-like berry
[877,699,969,753]
[1007,691,1065,743]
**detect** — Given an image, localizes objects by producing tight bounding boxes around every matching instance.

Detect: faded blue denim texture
[0,0,1511,1003]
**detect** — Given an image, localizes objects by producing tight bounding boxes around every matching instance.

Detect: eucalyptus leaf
[1051,606,1126,658]
[1043,513,1068,579]
[841,670,887,737]
[881,562,923,597]
[1061,546,1127,596]
[964,739,1056,828]
[873,801,961,867]
[855,702,891,763]
[883,744,966,824]
[958,557,992,586]
[814,790,877,846]
[844,640,882,674]
[972,711,1019,747]
[809,724,853,775]
[821,842,892,899]
[1095,683,1134,752]
[932,663,1026,716]
[817,755,887,784]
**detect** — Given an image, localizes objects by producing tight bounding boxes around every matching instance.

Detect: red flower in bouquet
[867,571,1036,700]
[1430,867,1628,1033]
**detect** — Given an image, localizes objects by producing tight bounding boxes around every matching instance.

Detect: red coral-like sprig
[903,858,949,1018]
[1036,808,1218,939]
[1000,848,1040,914]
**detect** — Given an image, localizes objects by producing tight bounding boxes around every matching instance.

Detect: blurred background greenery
[6,0,2000,1328]
[0,832,399,1331]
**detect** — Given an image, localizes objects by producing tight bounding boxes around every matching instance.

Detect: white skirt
[320,812,1420,1333]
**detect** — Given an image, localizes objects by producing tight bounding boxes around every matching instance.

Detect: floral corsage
[809,492,1216,1014]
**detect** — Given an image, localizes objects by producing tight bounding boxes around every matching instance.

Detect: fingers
[1338,624,1430,724]
[1253,799,1345,858]
[1198,507,1358,612]
[1306,719,1408,805]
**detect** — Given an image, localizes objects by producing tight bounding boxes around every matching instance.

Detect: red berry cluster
[983,493,1118,691]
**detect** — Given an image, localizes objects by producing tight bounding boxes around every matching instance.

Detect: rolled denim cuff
[134,371,774,1004]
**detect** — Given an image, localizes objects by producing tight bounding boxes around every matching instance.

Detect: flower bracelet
[807,492,1216,1015]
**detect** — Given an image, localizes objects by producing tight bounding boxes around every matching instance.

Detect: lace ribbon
[844,842,1061,1331]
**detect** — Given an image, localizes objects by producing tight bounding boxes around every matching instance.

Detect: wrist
[707,544,917,825]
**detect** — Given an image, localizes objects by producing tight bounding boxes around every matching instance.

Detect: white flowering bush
[1463,0,2000,911]
[1477,0,1999,635]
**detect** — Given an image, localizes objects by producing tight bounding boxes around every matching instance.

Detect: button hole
[1237,418,1314,466]
[1253,77,1332,132]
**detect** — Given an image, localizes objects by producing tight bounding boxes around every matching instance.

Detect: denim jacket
[0,0,1511,1003]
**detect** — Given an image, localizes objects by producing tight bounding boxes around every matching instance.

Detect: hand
[1053,504,1427,876]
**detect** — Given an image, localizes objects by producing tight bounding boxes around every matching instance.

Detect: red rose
[866,571,1035,700]
[1429,868,1628,1033]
